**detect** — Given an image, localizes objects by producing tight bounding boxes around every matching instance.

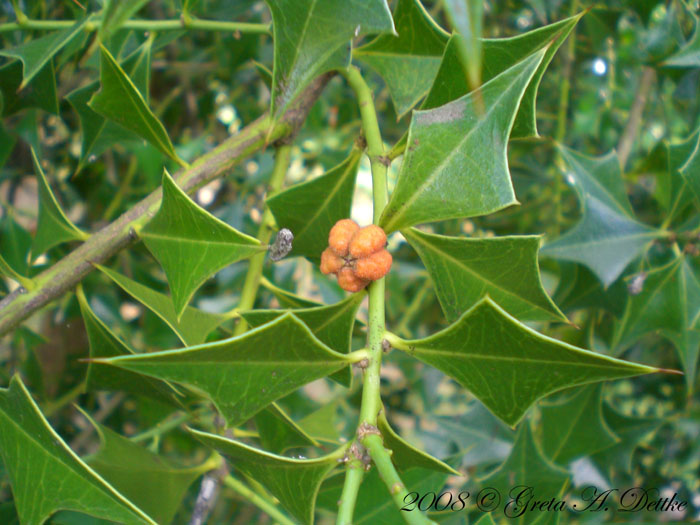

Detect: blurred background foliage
[1,0,699,523]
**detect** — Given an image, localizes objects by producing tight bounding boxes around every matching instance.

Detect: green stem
[363,434,434,525]
[130,411,193,443]
[232,144,292,335]
[337,459,365,525]
[41,379,86,417]
[223,474,296,525]
[0,16,270,34]
[338,65,433,525]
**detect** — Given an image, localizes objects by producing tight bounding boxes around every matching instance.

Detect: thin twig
[617,67,656,170]
[189,463,228,525]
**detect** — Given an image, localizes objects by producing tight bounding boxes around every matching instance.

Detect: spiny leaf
[679,126,700,203]
[553,262,627,316]
[267,149,361,262]
[379,48,546,233]
[0,214,31,276]
[255,404,319,454]
[395,297,659,427]
[77,286,182,406]
[88,45,183,165]
[240,292,364,387]
[354,0,449,118]
[266,0,395,117]
[140,169,261,319]
[591,403,662,473]
[613,256,700,389]
[67,39,152,170]
[297,401,341,443]
[378,410,459,475]
[0,254,34,290]
[0,19,86,89]
[0,60,58,116]
[541,146,661,286]
[424,13,583,137]
[91,313,355,427]
[30,147,88,259]
[190,428,341,525]
[539,384,618,464]
[84,414,213,525]
[480,421,569,525]
[435,402,514,467]
[260,277,322,308]
[404,228,565,323]
[97,265,228,346]
[0,375,156,525]
[663,19,700,67]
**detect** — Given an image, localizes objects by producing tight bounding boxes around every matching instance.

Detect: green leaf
[424,14,582,137]
[591,403,662,473]
[97,265,228,346]
[0,375,156,525]
[92,313,355,426]
[379,48,546,233]
[541,146,660,286]
[442,0,483,95]
[0,19,86,89]
[474,515,498,525]
[404,228,565,323]
[480,421,569,525]
[99,0,150,38]
[189,428,341,525]
[30,147,89,259]
[435,402,514,467]
[255,404,319,454]
[553,262,626,316]
[378,410,459,475]
[613,256,700,389]
[395,297,658,426]
[140,169,262,319]
[354,0,449,118]
[267,0,395,116]
[267,149,361,262]
[67,40,152,170]
[663,19,700,67]
[0,254,33,290]
[679,126,700,203]
[0,60,58,116]
[297,401,341,443]
[85,416,212,524]
[261,277,322,308]
[88,45,183,165]
[239,292,364,387]
[539,384,618,464]
[664,128,700,221]
[0,213,31,276]
[77,287,182,406]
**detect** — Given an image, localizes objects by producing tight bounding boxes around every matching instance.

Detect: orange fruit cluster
[320,219,392,292]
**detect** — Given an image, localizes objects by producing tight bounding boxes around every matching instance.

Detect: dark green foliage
[1,1,698,524]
